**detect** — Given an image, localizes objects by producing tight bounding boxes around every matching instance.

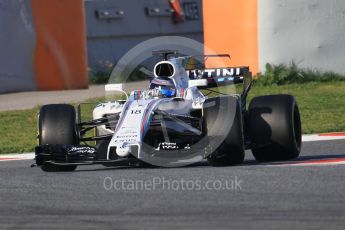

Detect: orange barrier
[203,0,258,74]
[31,0,88,90]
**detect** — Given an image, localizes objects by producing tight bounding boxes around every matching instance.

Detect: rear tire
[248,94,301,162]
[204,96,245,166]
[38,104,78,172]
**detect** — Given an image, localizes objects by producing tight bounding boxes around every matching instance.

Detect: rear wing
[187,66,253,112]
[187,66,251,88]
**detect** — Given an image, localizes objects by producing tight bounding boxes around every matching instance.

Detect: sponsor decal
[156,142,179,150]
[113,134,139,144]
[67,146,96,154]
[186,68,241,79]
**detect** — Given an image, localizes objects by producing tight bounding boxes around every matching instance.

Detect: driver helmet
[149,78,176,98]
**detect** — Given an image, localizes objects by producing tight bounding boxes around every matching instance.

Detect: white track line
[0,133,344,162]
[283,161,345,166]
[0,153,34,161]
[266,157,345,167]
[302,133,345,142]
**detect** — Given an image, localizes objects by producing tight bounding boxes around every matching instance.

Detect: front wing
[34,144,143,167]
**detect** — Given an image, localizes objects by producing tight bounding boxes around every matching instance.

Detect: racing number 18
[131,109,142,115]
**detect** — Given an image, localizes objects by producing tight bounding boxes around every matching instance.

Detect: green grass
[248,82,345,134]
[256,62,345,85]
[0,82,345,154]
[0,108,38,154]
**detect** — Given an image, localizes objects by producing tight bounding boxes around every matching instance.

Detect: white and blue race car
[35,50,302,171]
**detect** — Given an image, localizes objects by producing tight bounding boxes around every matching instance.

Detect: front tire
[248,94,302,162]
[38,104,78,172]
[204,96,245,166]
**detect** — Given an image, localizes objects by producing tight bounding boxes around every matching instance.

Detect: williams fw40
[34,50,302,172]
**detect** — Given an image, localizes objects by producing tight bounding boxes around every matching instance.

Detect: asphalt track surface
[1,140,345,230]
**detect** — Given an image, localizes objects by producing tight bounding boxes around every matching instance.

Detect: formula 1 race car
[34,50,301,171]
